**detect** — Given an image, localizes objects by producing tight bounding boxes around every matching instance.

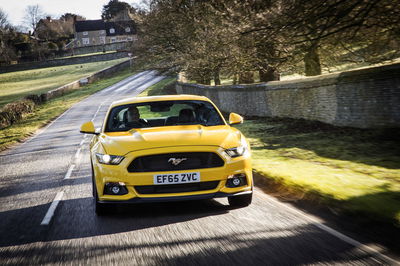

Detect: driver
[121,106,149,128]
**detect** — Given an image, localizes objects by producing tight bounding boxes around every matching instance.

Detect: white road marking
[74,148,81,160]
[120,75,165,94]
[255,189,399,265]
[40,191,64,225]
[63,164,75,180]
[99,71,150,94]
[91,99,109,122]
[91,105,103,122]
[114,71,155,93]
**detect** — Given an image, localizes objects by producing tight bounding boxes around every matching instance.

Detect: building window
[82,38,90,45]
[125,27,131,33]
[100,36,106,44]
[83,31,88,35]
[109,28,115,34]
[127,37,133,41]
[111,37,116,43]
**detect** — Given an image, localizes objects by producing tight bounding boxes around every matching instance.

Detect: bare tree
[0,8,17,63]
[23,4,45,33]
[0,8,9,28]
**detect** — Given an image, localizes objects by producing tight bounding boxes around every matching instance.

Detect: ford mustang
[80,94,253,215]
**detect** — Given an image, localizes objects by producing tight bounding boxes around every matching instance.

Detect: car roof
[110,94,210,108]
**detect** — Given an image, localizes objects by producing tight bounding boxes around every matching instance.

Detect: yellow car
[80,94,253,215]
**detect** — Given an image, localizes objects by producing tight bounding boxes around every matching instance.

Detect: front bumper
[93,146,253,202]
[98,190,253,204]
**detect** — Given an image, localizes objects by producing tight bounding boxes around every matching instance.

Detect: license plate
[154,172,200,185]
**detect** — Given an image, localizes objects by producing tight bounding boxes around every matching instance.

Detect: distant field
[0,68,135,151]
[0,58,127,107]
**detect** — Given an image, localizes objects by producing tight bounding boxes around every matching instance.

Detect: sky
[0,0,140,28]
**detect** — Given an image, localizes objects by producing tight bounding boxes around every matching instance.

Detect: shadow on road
[0,197,229,248]
[0,213,374,265]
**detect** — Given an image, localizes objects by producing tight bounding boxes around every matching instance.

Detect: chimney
[46,16,51,22]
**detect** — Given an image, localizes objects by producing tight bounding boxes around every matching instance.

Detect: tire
[91,162,96,198]
[228,193,252,208]
[95,197,111,216]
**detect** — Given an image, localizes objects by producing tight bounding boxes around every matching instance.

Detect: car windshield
[105,100,225,132]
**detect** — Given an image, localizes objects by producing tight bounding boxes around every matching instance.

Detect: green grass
[0,58,128,107]
[0,68,134,151]
[235,118,400,225]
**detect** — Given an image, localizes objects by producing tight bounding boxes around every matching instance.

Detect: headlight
[224,138,248,158]
[95,153,124,165]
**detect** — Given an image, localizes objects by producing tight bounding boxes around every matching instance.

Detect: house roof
[75,20,106,32]
[74,20,136,35]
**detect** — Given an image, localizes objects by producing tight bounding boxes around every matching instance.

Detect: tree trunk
[203,77,211,85]
[213,69,221,85]
[232,73,238,84]
[239,71,254,84]
[259,66,280,82]
[304,44,321,76]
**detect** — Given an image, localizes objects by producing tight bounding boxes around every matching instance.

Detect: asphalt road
[0,71,398,265]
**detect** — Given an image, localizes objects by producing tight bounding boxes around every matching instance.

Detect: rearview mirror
[229,113,243,125]
[80,121,98,135]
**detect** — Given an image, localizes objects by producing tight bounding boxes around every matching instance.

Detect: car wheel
[228,193,252,208]
[95,197,110,216]
[94,186,112,216]
[91,162,96,198]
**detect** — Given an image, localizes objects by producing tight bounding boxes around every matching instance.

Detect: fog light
[111,186,120,194]
[232,178,241,186]
[226,174,248,188]
[104,182,128,195]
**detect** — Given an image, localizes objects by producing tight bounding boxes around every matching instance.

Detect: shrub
[0,99,35,129]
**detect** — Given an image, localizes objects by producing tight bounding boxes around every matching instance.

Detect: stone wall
[64,42,132,56]
[0,51,129,74]
[176,63,400,128]
[40,59,131,102]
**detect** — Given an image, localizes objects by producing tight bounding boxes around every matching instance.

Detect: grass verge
[234,117,400,226]
[0,68,134,152]
[0,58,128,107]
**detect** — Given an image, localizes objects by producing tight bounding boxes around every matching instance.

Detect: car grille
[134,181,220,194]
[127,152,224,172]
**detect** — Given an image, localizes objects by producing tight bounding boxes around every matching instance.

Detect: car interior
[106,100,225,132]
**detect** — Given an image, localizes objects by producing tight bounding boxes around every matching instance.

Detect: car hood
[99,125,242,155]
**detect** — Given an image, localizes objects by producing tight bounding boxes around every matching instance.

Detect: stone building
[69,19,136,48]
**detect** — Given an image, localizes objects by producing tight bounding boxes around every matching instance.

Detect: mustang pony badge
[168,158,187,166]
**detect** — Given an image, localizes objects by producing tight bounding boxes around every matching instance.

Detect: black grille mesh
[127,152,224,172]
[135,181,220,194]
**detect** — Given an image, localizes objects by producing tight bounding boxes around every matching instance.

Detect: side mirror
[80,121,98,135]
[229,113,243,125]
